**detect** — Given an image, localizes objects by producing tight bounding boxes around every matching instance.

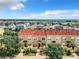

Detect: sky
[0,0,79,19]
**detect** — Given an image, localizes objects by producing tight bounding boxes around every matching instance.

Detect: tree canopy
[43,44,64,59]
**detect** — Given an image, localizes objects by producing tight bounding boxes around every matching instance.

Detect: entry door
[38,42,41,49]
[23,41,27,47]
[66,41,71,47]
[37,40,42,49]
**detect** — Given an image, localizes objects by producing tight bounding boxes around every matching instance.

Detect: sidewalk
[15,52,46,59]
[63,53,79,59]
[15,53,79,59]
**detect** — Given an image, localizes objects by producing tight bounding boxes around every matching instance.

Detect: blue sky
[0,0,79,19]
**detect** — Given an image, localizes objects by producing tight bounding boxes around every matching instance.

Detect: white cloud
[44,10,70,15]
[0,0,26,10]
[25,10,79,19]
[10,3,24,10]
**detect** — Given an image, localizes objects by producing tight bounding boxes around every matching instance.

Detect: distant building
[8,24,16,30]
[16,23,26,30]
[25,23,30,26]
[49,24,63,29]
[63,26,74,29]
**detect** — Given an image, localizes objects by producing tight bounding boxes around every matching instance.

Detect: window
[66,41,71,43]
[42,43,46,46]
[28,39,31,40]
[23,41,27,43]
[52,41,56,43]
[42,37,45,40]
[28,44,31,46]
[34,39,37,40]
[76,38,79,43]
[77,39,79,42]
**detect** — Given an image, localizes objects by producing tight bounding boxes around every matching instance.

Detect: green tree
[3,29,17,36]
[0,36,21,57]
[66,49,72,56]
[43,44,64,59]
[0,28,21,59]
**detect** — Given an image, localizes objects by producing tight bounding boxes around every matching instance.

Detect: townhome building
[18,29,79,49]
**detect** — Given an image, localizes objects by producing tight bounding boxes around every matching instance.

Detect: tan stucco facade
[19,35,79,48]
[0,28,4,35]
[0,28,4,49]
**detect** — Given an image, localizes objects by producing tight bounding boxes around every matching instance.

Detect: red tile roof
[18,29,79,36]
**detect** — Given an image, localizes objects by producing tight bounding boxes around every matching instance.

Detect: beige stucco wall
[46,35,62,44]
[19,35,79,47]
[75,36,79,45]
[0,28,4,35]
[0,28,4,49]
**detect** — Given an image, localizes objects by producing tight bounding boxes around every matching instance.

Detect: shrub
[43,44,64,59]
[66,49,72,56]
[23,48,30,54]
[30,48,37,53]
[75,47,79,56]
[23,48,37,56]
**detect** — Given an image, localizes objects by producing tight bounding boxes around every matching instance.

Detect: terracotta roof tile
[17,29,79,36]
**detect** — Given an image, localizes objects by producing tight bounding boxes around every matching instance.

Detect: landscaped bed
[23,48,37,56]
